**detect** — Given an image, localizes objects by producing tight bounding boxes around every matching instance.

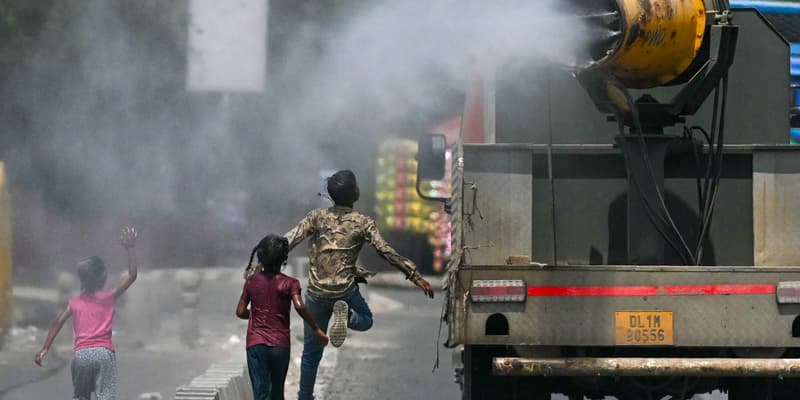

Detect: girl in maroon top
[236,234,328,400]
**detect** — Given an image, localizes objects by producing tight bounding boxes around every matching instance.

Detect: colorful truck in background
[375,139,452,272]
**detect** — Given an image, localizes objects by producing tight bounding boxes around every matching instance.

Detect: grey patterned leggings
[71,347,117,400]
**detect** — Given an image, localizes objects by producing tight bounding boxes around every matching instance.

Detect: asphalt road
[2,348,217,400]
[315,286,460,400]
[1,279,458,400]
[1,280,726,400]
[307,287,725,400]
[0,319,238,400]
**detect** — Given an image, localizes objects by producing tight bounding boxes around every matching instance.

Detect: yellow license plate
[615,311,673,345]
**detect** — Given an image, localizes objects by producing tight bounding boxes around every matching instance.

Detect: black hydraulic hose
[546,72,558,265]
[626,91,696,265]
[700,85,721,228]
[695,73,729,264]
[686,126,712,215]
[695,79,726,264]
[691,126,711,145]
[685,127,704,212]
[615,112,691,265]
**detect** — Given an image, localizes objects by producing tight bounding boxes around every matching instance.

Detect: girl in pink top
[35,227,138,400]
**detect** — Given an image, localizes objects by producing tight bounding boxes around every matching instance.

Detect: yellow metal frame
[604,0,707,89]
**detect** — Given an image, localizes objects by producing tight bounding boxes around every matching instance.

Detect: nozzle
[562,0,624,68]
[564,0,708,89]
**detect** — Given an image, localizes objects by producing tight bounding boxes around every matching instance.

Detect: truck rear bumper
[455,265,800,347]
[493,357,800,377]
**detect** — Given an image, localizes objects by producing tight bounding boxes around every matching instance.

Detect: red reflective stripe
[663,284,775,295]
[527,286,658,296]
[527,284,775,297]
[472,286,526,296]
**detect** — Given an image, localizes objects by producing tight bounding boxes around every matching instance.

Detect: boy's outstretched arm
[35,305,72,366]
[292,294,329,346]
[364,219,435,298]
[283,210,317,251]
[113,227,138,299]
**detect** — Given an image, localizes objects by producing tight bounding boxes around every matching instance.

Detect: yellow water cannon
[570,0,717,89]
[569,0,736,123]
[569,0,733,90]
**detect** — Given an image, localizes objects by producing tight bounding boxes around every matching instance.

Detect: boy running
[281,170,434,400]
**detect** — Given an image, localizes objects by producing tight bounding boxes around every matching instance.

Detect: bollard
[176,269,201,349]
[174,360,253,400]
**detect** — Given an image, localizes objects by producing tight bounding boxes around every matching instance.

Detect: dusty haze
[2,0,590,276]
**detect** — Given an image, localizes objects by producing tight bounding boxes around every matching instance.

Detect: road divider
[174,360,253,400]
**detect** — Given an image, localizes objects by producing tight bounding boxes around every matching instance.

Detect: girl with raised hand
[35,227,138,400]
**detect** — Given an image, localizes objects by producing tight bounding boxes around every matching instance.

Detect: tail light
[777,281,800,304]
[470,280,526,303]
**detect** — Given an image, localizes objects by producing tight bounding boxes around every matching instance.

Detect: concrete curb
[174,360,253,400]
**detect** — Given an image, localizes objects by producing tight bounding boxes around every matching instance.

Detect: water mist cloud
[3,1,595,270]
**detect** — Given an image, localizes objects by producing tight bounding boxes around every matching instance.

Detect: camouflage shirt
[284,205,421,298]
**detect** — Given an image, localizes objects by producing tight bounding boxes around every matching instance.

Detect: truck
[416,0,800,398]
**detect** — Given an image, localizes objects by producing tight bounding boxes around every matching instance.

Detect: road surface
[318,286,458,400]
[1,280,726,400]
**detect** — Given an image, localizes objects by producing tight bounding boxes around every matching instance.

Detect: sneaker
[330,300,349,347]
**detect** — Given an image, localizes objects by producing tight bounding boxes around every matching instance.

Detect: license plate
[615,311,674,345]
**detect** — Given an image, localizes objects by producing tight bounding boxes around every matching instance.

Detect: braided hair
[247,234,290,275]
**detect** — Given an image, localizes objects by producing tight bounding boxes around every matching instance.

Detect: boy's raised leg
[345,286,373,332]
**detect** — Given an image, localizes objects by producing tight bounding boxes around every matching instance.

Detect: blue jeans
[247,345,291,400]
[298,285,373,400]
